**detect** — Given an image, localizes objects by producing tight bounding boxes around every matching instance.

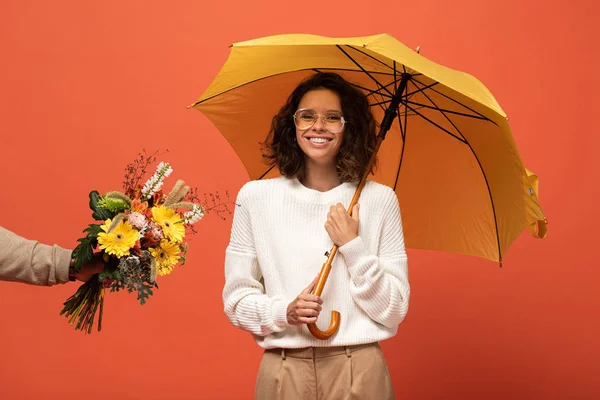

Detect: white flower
[156,162,172,176]
[184,205,205,225]
[141,162,173,200]
[127,212,148,231]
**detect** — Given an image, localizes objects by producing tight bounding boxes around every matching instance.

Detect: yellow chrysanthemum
[151,205,185,243]
[97,219,139,258]
[149,240,181,276]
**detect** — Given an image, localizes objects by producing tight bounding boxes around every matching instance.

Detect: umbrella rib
[467,147,503,263]
[312,67,396,76]
[394,61,398,92]
[398,104,406,142]
[343,81,393,99]
[336,45,394,97]
[355,74,412,108]
[371,99,425,113]
[410,77,494,122]
[363,76,406,107]
[405,104,467,144]
[404,81,440,98]
[382,76,405,96]
[372,78,429,108]
[345,45,395,71]
[393,101,408,191]
[371,75,407,100]
[372,91,390,114]
[409,78,490,123]
[404,100,488,120]
[363,75,406,111]
[258,164,276,180]
[370,99,394,107]
[310,70,394,98]
[403,97,408,142]
[407,84,503,263]
[341,80,390,113]
[409,81,469,142]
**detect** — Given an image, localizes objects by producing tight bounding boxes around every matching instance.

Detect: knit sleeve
[222,185,290,336]
[0,226,71,286]
[338,188,410,328]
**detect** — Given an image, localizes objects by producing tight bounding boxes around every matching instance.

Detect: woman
[222,72,410,399]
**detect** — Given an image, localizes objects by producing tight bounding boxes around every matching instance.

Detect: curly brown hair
[261,72,377,182]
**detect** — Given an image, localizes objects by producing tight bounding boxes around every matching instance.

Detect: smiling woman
[222,72,410,399]
[294,90,346,172]
[262,72,378,185]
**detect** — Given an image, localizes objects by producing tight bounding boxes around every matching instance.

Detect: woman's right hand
[286,276,323,325]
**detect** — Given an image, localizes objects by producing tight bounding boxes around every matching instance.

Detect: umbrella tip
[415,45,421,54]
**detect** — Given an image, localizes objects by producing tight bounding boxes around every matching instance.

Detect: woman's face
[294,88,345,167]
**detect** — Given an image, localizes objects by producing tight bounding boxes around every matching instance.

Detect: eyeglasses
[293,108,346,134]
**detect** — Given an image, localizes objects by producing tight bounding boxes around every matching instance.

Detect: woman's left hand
[325,203,359,247]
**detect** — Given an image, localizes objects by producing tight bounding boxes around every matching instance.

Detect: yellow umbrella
[190,33,547,339]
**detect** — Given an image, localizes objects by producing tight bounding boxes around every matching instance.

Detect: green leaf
[179,243,189,266]
[89,190,115,221]
[99,260,121,281]
[84,223,104,236]
[110,252,158,305]
[72,223,102,271]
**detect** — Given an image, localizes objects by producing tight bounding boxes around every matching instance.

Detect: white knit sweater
[222,176,410,349]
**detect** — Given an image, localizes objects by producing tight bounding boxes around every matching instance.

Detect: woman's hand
[325,203,359,247]
[287,276,323,325]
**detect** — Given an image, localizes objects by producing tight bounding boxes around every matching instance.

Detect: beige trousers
[255,342,395,400]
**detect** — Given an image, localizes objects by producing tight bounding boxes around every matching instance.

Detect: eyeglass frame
[292,108,347,133]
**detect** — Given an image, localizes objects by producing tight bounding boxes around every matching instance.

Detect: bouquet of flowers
[60,151,231,333]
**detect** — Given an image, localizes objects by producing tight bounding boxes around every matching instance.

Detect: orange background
[0,1,597,399]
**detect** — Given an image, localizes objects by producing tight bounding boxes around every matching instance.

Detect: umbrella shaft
[378,73,411,139]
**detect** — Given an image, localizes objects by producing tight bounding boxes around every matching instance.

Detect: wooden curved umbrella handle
[308,310,340,340]
[307,260,340,340]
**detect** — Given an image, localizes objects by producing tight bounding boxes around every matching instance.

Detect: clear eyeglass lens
[294,110,345,133]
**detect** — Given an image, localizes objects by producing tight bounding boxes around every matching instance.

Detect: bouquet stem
[60,275,104,333]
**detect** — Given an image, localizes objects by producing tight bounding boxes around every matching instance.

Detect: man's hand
[74,253,105,283]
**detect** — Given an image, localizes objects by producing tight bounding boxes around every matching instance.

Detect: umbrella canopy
[191,33,547,263]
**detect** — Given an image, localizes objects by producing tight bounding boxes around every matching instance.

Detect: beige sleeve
[0,226,72,286]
